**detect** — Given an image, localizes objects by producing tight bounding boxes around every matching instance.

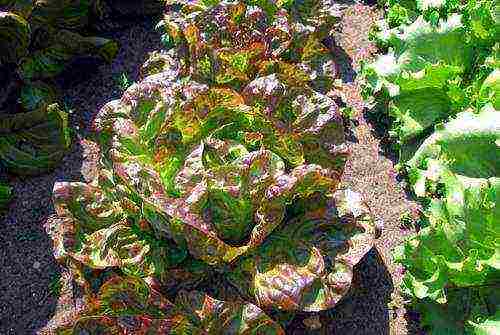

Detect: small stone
[33,261,41,270]
[375,219,384,238]
[303,315,322,330]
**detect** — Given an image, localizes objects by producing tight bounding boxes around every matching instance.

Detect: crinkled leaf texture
[394,107,500,331]
[47,2,375,334]
[49,71,373,309]
[364,13,473,144]
[47,1,376,330]
[407,105,499,195]
[90,70,349,264]
[364,0,499,154]
[55,275,285,334]
[479,69,500,110]
[371,2,500,333]
[229,189,376,312]
[414,286,500,335]
[159,1,338,92]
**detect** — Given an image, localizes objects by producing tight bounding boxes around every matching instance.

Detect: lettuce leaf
[29,0,94,30]
[479,69,500,110]
[364,13,474,146]
[414,287,500,335]
[394,107,500,332]
[0,181,11,211]
[18,27,118,81]
[0,11,30,65]
[55,275,285,334]
[229,189,376,312]
[369,2,500,333]
[0,103,70,175]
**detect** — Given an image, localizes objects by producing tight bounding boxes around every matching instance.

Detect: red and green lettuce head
[159,1,338,92]
[47,1,376,323]
[48,65,375,314]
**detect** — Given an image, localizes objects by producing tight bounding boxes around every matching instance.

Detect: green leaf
[0,11,30,65]
[18,28,118,80]
[0,182,11,211]
[398,108,500,303]
[29,0,93,30]
[19,81,57,112]
[479,69,500,110]
[0,103,71,175]
[364,13,476,147]
[468,310,500,335]
[413,286,500,335]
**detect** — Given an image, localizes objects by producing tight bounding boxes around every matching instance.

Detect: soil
[0,5,424,335]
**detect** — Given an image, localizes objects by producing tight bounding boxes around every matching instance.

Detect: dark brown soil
[0,6,423,335]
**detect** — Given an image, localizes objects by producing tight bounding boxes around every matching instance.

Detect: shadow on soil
[0,140,84,334]
[287,248,393,334]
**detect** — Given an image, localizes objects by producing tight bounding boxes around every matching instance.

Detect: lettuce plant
[394,106,500,333]
[47,2,377,332]
[1,1,119,79]
[399,106,499,297]
[363,0,498,159]
[363,13,473,146]
[0,2,118,176]
[364,1,500,333]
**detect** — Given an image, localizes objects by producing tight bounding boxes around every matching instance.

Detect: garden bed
[0,4,424,334]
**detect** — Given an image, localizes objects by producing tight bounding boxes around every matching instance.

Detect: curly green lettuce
[364,13,473,145]
[368,3,500,332]
[394,107,500,333]
[364,0,498,161]
[414,287,500,335]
